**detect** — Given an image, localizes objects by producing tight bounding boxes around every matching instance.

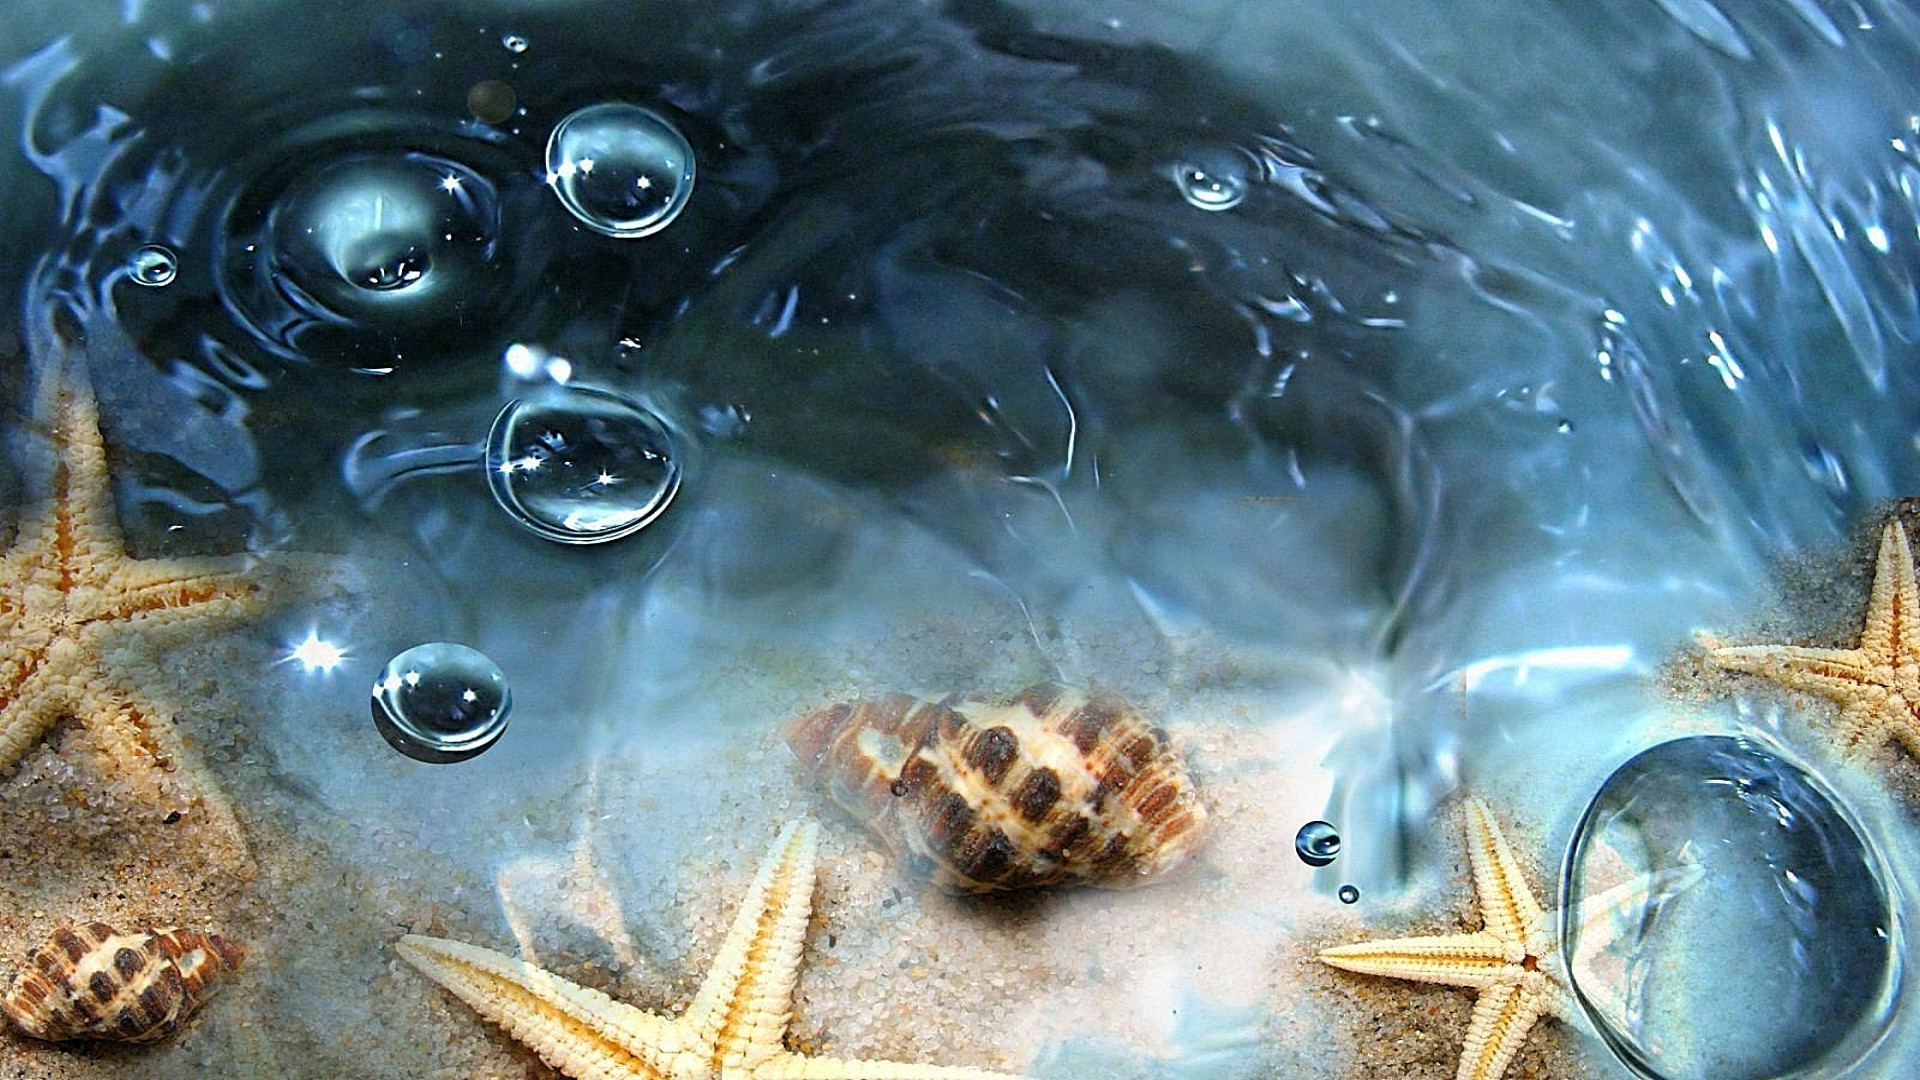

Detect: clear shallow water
[2,0,1920,1076]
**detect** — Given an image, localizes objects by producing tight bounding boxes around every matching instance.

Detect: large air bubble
[484,385,683,545]
[543,103,695,238]
[1563,735,1902,1079]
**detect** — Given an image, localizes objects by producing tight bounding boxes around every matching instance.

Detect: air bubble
[1172,147,1251,211]
[484,385,683,544]
[544,103,695,238]
[371,643,512,764]
[128,244,179,287]
[1337,884,1360,904]
[1294,820,1341,867]
[1564,736,1899,1079]
[467,80,517,124]
[500,33,528,53]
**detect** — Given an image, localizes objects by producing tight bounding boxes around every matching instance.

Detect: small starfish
[0,363,265,832]
[1709,519,1920,759]
[1318,799,1574,1080]
[398,820,1029,1079]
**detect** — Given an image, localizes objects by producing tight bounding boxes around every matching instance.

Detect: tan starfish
[1709,519,1920,758]
[0,363,265,834]
[398,819,1029,1079]
[1317,799,1576,1080]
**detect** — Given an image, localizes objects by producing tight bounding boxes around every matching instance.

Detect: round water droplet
[1295,820,1342,867]
[545,103,695,238]
[128,244,179,287]
[1337,884,1360,904]
[484,385,683,544]
[371,643,512,763]
[500,32,528,53]
[1564,735,1899,1079]
[1171,147,1251,211]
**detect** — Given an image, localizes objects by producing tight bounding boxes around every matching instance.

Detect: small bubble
[1172,147,1251,212]
[371,643,512,763]
[128,244,179,287]
[890,778,909,796]
[500,32,528,53]
[1294,820,1342,867]
[467,80,517,124]
[545,102,696,238]
[484,385,683,544]
[1337,884,1360,904]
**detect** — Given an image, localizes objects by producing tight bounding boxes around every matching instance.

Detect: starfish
[1318,799,1574,1080]
[398,820,1029,1079]
[1709,519,1920,759]
[0,363,265,833]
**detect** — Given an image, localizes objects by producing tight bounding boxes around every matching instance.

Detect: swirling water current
[2,1,1920,1077]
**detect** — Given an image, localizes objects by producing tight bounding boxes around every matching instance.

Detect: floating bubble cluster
[544,103,696,238]
[1295,820,1342,867]
[483,385,683,544]
[371,643,513,764]
[1563,736,1900,1080]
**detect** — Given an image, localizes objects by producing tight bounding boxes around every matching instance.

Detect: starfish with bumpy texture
[0,363,264,834]
[1318,799,1573,1080]
[398,820,1028,1080]
[1709,519,1920,759]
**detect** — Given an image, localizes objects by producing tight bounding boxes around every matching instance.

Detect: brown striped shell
[784,683,1209,893]
[2,922,245,1043]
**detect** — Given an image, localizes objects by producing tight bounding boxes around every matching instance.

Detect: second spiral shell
[2,922,245,1043]
[784,683,1210,893]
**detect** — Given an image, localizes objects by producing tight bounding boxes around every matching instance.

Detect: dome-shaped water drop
[544,103,695,238]
[1171,147,1251,211]
[1563,735,1900,1079]
[371,642,513,764]
[484,385,683,544]
[127,244,179,287]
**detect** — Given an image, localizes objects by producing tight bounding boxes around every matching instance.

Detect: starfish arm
[1318,930,1518,990]
[1709,643,1886,703]
[39,377,130,571]
[748,1051,1028,1079]
[0,659,72,778]
[1455,982,1550,1080]
[94,558,264,626]
[684,819,820,1071]
[73,679,249,852]
[397,934,683,1079]
[1462,799,1547,950]
[1866,521,1920,661]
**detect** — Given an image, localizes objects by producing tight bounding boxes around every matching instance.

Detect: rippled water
[4,0,1920,1076]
